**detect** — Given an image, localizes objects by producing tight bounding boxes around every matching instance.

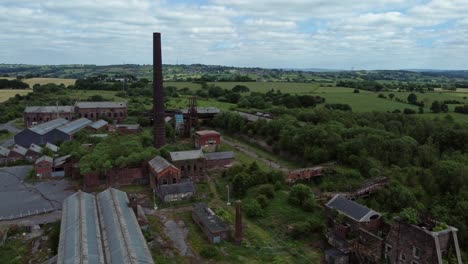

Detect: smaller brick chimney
[235,200,243,244]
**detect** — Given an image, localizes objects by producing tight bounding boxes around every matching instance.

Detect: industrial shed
[192,203,230,243]
[14,118,69,147]
[205,151,234,169]
[46,118,92,142]
[57,188,154,264]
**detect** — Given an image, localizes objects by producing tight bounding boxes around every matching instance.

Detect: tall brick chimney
[153,32,166,148]
[235,200,243,244]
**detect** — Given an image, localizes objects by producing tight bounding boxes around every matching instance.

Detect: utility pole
[226,185,231,206]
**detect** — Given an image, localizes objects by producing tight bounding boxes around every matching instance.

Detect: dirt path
[222,137,288,172]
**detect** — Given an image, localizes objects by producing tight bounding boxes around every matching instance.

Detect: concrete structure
[169,149,206,182]
[205,151,235,169]
[23,106,74,127]
[194,130,221,151]
[153,32,166,149]
[192,203,230,243]
[35,155,53,178]
[57,188,154,264]
[23,102,127,127]
[324,195,463,264]
[75,101,127,122]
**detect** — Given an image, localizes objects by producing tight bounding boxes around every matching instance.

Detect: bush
[257,184,275,199]
[399,207,419,224]
[274,180,283,190]
[244,199,264,218]
[353,89,360,93]
[403,108,416,115]
[200,246,219,259]
[256,194,269,209]
[302,196,316,212]
[288,184,312,206]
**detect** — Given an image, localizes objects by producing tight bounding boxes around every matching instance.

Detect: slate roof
[0,146,10,157]
[76,101,127,109]
[11,144,27,156]
[35,155,53,164]
[28,143,43,154]
[56,118,92,135]
[326,194,379,222]
[29,118,69,135]
[204,151,234,161]
[89,119,108,130]
[195,130,220,136]
[169,149,204,161]
[192,203,230,233]
[148,156,177,173]
[45,142,59,152]
[24,106,74,113]
[156,182,195,197]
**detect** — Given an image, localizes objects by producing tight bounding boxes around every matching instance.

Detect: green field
[0,89,31,102]
[5,77,76,87]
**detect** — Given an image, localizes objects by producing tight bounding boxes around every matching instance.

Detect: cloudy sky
[1,0,467,69]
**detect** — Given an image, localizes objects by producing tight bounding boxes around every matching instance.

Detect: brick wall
[35,161,53,178]
[206,158,233,169]
[83,167,148,190]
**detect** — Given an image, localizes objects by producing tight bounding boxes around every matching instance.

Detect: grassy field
[0,89,31,102]
[4,77,76,87]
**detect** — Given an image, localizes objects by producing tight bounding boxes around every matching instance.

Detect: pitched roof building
[192,203,230,244]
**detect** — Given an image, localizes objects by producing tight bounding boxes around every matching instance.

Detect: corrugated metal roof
[97,188,154,264]
[57,191,106,264]
[58,189,154,264]
[29,118,69,135]
[169,149,204,161]
[89,120,108,129]
[57,118,92,135]
[11,144,27,156]
[24,106,74,113]
[204,151,234,161]
[76,102,127,109]
[326,195,378,222]
[35,155,53,164]
[28,143,43,154]
[193,203,229,233]
[45,142,59,152]
[148,156,176,173]
[0,146,10,156]
[54,154,71,167]
[195,130,220,136]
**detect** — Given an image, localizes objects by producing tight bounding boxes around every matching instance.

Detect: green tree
[407,93,417,104]
[288,184,312,206]
[430,101,441,113]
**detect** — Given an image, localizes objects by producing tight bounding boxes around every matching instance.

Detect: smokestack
[235,200,243,244]
[153,32,166,148]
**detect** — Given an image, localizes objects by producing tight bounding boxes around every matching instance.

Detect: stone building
[23,106,74,127]
[169,149,206,182]
[324,195,463,264]
[192,203,230,243]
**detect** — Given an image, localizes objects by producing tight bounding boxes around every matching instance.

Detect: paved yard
[0,165,75,221]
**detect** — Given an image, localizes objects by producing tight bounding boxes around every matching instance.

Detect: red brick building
[23,106,74,127]
[148,156,181,187]
[35,155,53,178]
[75,102,127,122]
[169,150,206,182]
[25,143,43,161]
[82,167,148,191]
[194,130,221,151]
[8,144,27,161]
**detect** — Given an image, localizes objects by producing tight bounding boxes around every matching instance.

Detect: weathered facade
[23,106,74,127]
[287,166,327,184]
[205,151,235,169]
[192,203,230,243]
[194,130,221,151]
[82,166,148,191]
[35,155,53,178]
[156,181,195,202]
[169,150,206,182]
[8,144,27,161]
[25,143,43,160]
[148,156,181,188]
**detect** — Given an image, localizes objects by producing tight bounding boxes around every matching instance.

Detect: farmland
[4,77,76,87]
[0,89,30,102]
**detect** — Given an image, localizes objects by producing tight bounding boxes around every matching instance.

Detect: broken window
[413,246,421,259]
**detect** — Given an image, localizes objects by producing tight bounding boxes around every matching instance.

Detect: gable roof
[195,130,220,136]
[45,142,59,152]
[36,155,53,164]
[29,143,43,154]
[54,154,71,167]
[24,105,74,113]
[326,194,379,222]
[56,118,92,135]
[0,146,10,157]
[193,203,230,233]
[11,144,27,156]
[89,120,108,130]
[156,182,195,197]
[204,151,234,161]
[169,149,204,161]
[76,101,127,109]
[148,156,177,173]
[29,118,69,135]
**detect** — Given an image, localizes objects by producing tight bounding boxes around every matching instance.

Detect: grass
[0,89,31,102]
[166,96,236,111]
[4,77,76,87]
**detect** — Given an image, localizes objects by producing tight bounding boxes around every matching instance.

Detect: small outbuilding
[8,144,27,161]
[205,151,235,169]
[156,181,195,202]
[35,155,54,178]
[194,130,221,151]
[25,143,43,160]
[192,203,230,244]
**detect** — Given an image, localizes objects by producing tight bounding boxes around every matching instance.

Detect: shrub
[256,195,269,209]
[274,180,283,191]
[258,184,275,199]
[399,207,419,224]
[200,246,219,259]
[288,184,312,206]
[302,196,316,212]
[244,199,264,218]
